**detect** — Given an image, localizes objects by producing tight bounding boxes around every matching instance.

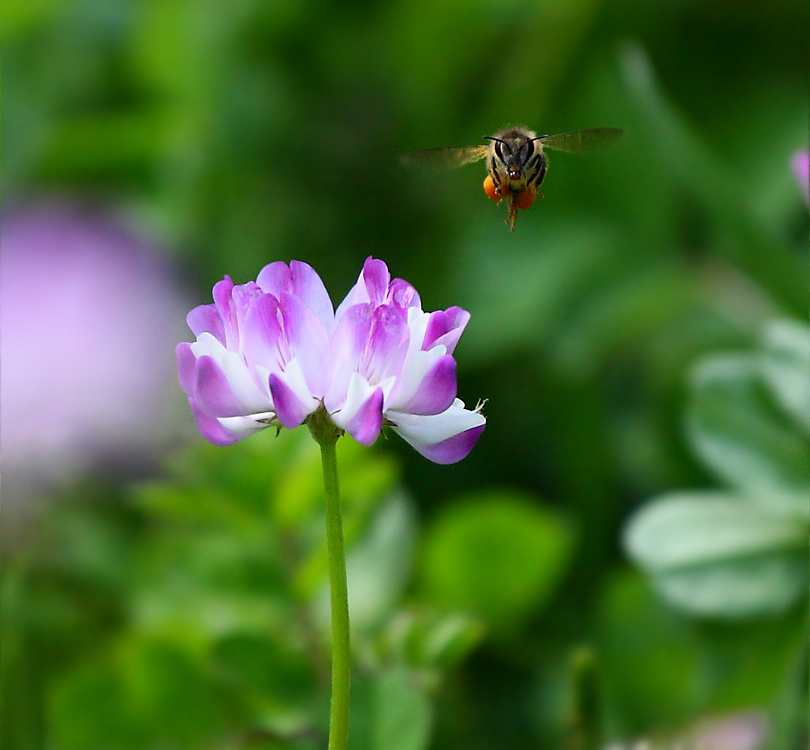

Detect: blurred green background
[3,0,808,748]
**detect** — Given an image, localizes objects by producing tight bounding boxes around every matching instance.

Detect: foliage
[625,319,809,619]
[3,0,808,748]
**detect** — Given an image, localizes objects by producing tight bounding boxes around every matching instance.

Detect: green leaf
[759,318,810,438]
[597,570,701,732]
[686,353,809,518]
[417,491,575,632]
[624,493,807,617]
[211,633,317,714]
[379,610,485,671]
[350,668,432,750]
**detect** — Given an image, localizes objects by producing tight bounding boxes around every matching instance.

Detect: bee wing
[400,145,489,171]
[537,127,624,154]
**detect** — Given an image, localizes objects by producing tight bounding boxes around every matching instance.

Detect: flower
[791,149,808,204]
[2,203,191,507]
[177,257,485,463]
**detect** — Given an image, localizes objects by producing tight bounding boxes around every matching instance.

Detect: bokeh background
[3,0,807,748]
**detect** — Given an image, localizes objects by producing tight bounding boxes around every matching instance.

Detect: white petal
[387,398,485,445]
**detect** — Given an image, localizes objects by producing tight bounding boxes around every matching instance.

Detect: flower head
[177,257,485,463]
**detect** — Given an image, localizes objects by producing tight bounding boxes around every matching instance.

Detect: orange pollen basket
[483,175,507,200]
[516,186,537,210]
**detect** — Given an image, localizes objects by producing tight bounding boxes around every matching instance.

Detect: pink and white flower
[177,257,485,464]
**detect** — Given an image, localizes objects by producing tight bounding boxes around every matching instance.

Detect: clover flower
[177,257,485,463]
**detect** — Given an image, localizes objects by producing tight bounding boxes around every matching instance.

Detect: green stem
[315,424,350,750]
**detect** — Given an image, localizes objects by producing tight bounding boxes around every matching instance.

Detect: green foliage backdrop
[3,0,807,748]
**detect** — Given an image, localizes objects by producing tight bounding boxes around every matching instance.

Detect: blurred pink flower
[691,712,768,750]
[791,149,808,204]
[1,204,191,505]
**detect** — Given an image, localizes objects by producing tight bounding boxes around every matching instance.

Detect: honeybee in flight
[402,126,624,230]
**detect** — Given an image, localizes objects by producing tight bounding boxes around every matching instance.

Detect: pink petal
[361,257,390,306]
[176,342,197,396]
[242,293,286,371]
[280,290,332,395]
[289,260,335,330]
[189,398,242,446]
[341,385,384,446]
[404,423,485,464]
[385,278,421,312]
[422,307,470,353]
[212,277,239,349]
[362,305,409,382]
[397,354,457,415]
[335,257,390,319]
[255,261,292,297]
[388,399,486,464]
[193,355,251,417]
[269,364,317,429]
[187,303,225,343]
[326,303,373,406]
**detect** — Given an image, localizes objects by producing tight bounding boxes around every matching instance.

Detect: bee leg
[506,193,518,231]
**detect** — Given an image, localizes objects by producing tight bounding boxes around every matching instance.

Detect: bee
[402,126,624,230]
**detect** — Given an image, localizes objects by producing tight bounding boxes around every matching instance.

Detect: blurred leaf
[619,42,804,314]
[350,668,432,750]
[597,570,701,734]
[759,318,810,438]
[417,491,575,632]
[312,495,418,633]
[51,658,145,750]
[345,495,417,630]
[52,637,235,750]
[552,261,701,376]
[212,632,317,717]
[695,608,807,709]
[381,610,485,672]
[686,353,810,518]
[456,219,622,366]
[624,492,807,617]
[131,530,290,640]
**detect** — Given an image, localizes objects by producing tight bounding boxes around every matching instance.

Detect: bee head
[486,134,534,181]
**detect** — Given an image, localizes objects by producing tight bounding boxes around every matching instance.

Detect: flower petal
[385,277,421,313]
[422,307,470,353]
[176,342,197,396]
[361,304,409,383]
[241,293,286,372]
[331,373,384,445]
[211,277,240,349]
[289,259,335,331]
[255,261,292,297]
[269,357,318,429]
[393,352,457,415]
[189,398,274,446]
[188,398,242,445]
[388,399,485,464]
[335,257,390,320]
[406,423,485,464]
[280,290,332,395]
[193,354,266,417]
[187,303,226,343]
[325,303,372,409]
